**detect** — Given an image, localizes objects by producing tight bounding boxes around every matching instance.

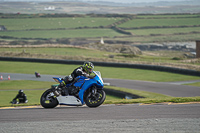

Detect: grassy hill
[0,13,200,43]
[0,13,200,70]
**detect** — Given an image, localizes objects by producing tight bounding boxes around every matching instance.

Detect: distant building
[0,25,7,31]
[44,6,55,11]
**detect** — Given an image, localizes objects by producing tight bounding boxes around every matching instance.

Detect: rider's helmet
[18,90,23,94]
[83,61,94,74]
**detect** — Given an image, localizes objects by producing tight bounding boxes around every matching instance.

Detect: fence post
[196,40,200,58]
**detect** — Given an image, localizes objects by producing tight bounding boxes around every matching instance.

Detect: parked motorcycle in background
[40,71,106,108]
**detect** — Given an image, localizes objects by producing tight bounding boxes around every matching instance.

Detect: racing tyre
[85,89,106,108]
[40,89,58,108]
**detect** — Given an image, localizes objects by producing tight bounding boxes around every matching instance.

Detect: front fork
[88,86,98,98]
[91,87,97,96]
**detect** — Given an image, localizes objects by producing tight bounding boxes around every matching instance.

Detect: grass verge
[1,61,200,82]
[104,86,200,104]
[0,80,200,107]
[0,80,121,107]
[184,82,200,87]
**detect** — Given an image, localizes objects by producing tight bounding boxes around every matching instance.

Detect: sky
[0,0,187,2]
[86,0,186,3]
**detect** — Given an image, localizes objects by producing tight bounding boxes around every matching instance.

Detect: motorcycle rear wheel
[40,89,58,108]
[85,89,106,108]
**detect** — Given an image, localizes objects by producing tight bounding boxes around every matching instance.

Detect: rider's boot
[57,76,74,96]
[58,81,69,96]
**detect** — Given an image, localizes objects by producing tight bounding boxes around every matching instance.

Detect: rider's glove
[82,72,89,77]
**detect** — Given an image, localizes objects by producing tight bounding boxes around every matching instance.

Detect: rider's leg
[58,75,74,95]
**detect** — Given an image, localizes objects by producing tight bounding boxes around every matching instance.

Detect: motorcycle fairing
[57,95,82,106]
[53,77,63,83]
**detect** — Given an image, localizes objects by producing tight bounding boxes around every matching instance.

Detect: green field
[0,29,124,38]
[0,14,199,43]
[0,17,122,30]
[1,61,200,82]
[116,33,200,43]
[0,47,199,71]
[0,47,115,58]
[136,14,200,18]
[118,18,200,28]
[0,14,197,70]
[127,27,200,36]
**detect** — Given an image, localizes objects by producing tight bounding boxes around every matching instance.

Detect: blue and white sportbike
[40,71,106,108]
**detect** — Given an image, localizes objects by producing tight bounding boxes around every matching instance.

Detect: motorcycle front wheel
[40,89,58,108]
[85,89,106,108]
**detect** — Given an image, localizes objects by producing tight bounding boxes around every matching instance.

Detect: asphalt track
[1,73,200,132]
[1,72,200,97]
[0,104,200,132]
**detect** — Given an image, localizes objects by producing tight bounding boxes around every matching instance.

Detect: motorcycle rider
[11,90,28,104]
[58,61,94,95]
